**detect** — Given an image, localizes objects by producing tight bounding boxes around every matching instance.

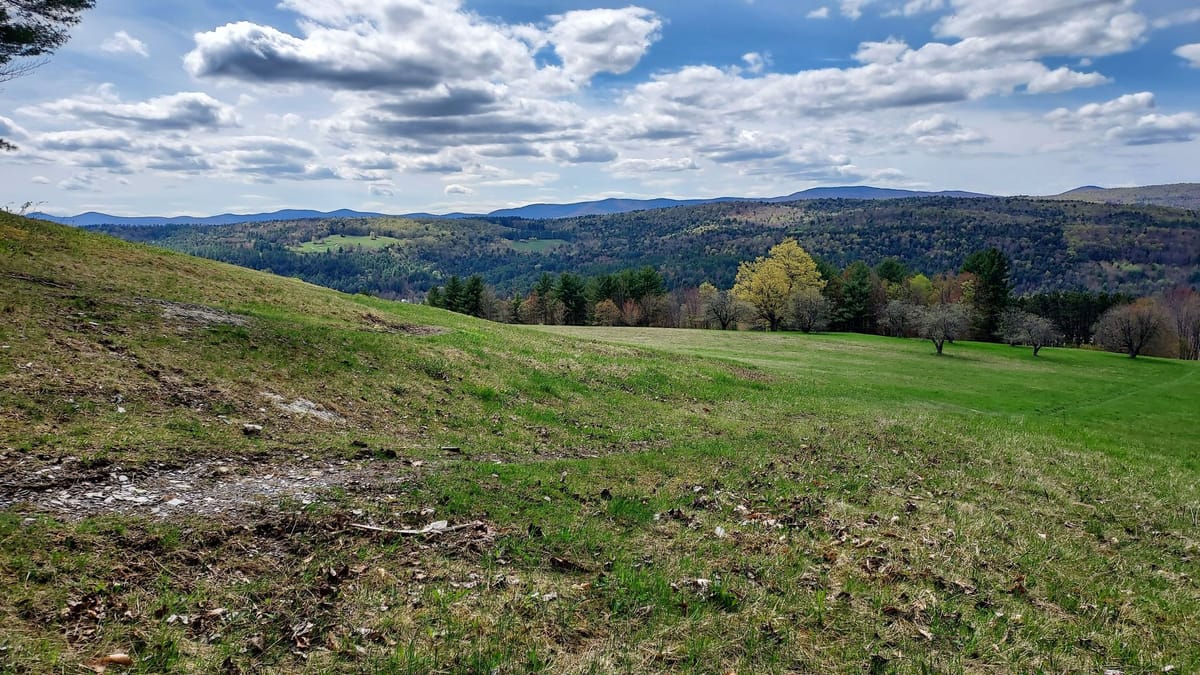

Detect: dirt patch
[139,298,248,328]
[261,392,344,423]
[0,455,411,520]
[360,312,448,336]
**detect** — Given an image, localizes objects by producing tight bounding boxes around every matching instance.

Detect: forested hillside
[91,197,1200,299]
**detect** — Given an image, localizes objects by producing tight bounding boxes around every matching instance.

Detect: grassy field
[2,213,1198,673]
[291,234,402,253]
[507,238,569,253]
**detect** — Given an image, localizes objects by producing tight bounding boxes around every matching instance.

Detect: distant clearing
[292,233,401,253]
[507,238,568,252]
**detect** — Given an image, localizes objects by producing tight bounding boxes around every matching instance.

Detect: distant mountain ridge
[30,185,992,225]
[26,208,390,228]
[1051,183,1200,210]
[31,183,1197,226]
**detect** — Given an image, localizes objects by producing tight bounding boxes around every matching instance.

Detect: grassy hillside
[2,213,1199,673]
[92,196,1200,297]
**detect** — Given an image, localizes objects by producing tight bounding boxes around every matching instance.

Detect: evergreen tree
[533,272,555,324]
[962,248,1012,340]
[426,286,443,308]
[556,273,589,325]
[463,275,485,317]
[443,275,465,313]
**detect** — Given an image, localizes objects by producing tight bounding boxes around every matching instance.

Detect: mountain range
[29,183,1200,227]
[30,185,992,226]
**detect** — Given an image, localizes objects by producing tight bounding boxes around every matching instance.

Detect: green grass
[507,238,569,253]
[291,233,402,253]
[2,212,1199,673]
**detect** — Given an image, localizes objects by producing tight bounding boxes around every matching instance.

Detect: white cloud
[934,0,1147,59]
[0,115,28,140]
[1046,92,1156,129]
[806,7,830,19]
[546,7,662,83]
[906,114,986,146]
[27,91,239,132]
[1045,92,1199,146]
[742,52,768,74]
[1105,113,1200,146]
[1151,8,1200,29]
[840,0,873,20]
[32,176,50,184]
[899,0,944,16]
[1175,44,1200,68]
[608,157,700,177]
[101,31,149,57]
[1026,66,1109,94]
[444,183,474,195]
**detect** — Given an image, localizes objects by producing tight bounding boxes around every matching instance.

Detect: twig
[350,521,480,536]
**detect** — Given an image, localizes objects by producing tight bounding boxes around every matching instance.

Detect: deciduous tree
[999,309,1062,356]
[790,287,829,333]
[733,238,824,331]
[919,303,969,355]
[1093,300,1165,358]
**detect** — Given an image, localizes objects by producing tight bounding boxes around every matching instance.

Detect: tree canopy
[732,238,824,331]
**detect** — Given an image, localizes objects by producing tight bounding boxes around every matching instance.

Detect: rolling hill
[2,212,1198,672]
[30,185,992,225]
[1052,183,1200,210]
[91,196,1200,298]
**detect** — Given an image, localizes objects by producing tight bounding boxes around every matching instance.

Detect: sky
[1,0,1198,216]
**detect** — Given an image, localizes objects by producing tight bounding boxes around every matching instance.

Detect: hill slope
[93,196,1200,297]
[2,214,1198,672]
[1053,183,1200,210]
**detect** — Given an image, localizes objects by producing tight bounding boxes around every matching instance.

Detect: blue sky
[1,0,1198,216]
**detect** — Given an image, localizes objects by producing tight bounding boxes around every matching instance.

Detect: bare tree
[790,287,829,333]
[1000,310,1063,356]
[877,300,920,337]
[702,286,743,330]
[919,303,969,355]
[1161,287,1200,360]
[1092,300,1165,358]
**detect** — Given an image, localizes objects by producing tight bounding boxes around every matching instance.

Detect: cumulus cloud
[444,183,474,195]
[1046,92,1199,146]
[101,31,149,57]
[547,7,662,83]
[608,157,700,177]
[28,91,239,132]
[32,175,50,184]
[38,129,134,151]
[185,1,661,93]
[1026,66,1109,94]
[934,0,1146,59]
[1176,44,1200,68]
[906,114,986,147]
[1105,113,1200,146]
[1046,91,1155,129]
[807,7,830,19]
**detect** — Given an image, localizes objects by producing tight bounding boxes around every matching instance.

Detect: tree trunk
[1032,345,1041,356]
[933,338,944,354]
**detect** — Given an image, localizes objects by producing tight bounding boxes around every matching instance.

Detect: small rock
[242,424,264,436]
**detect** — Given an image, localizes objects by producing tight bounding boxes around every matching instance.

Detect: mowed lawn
[537,326,1200,471]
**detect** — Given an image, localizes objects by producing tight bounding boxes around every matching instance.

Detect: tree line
[427,238,1200,360]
